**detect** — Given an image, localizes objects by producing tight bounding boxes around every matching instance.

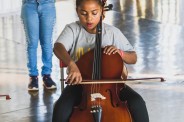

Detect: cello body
[69,49,132,122]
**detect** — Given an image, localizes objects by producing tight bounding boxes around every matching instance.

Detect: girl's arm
[53,43,82,85]
[53,42,73,66]
[119,50,137,64]
[103,46,137,64]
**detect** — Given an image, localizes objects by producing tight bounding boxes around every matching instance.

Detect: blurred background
[0,0,184,122]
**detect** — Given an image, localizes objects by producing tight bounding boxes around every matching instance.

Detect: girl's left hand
[103,45,119,55]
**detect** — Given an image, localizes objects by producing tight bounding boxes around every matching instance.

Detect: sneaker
[43,75,56,90]
[28,76,39,91]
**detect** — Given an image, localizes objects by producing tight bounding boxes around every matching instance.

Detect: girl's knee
[129,95,146,107]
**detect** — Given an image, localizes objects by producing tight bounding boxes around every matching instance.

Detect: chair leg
[60,68,65,92]
[0,95,11,100]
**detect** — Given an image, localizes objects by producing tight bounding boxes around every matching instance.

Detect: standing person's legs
[119,84,149,122]
[39,2,56,76]
[21,2,39,76]
[38,2,56,89]
[21,2,39,90]
[52,85,83,122]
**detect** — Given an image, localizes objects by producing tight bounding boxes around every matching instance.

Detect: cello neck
[92,17,103,80]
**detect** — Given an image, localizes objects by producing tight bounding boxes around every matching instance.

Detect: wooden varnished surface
[0,0,184,122]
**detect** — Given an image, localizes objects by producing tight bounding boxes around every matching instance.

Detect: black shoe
[28,76,39,91]
[43,75,56,90]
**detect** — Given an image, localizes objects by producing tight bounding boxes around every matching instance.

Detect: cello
[69,49,132,122]
[69,1,132,121]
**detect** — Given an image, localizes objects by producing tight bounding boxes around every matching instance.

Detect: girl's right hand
[66,61,82,85]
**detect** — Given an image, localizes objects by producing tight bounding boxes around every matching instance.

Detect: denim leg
[21,3,39,76]
[39,3,56,76]
[119,85,149,122]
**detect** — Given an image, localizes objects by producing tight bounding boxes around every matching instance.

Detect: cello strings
[96,21,102,106]
[91,23,98,106]
[91,22,102,106]
[98,20,102,106]
[92,1,104,107]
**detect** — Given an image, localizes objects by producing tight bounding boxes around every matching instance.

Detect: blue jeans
[21,0,56,76]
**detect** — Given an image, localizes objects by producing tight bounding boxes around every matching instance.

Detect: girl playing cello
[52,0,149,122]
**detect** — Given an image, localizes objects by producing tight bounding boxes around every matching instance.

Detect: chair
[60,61,67,91]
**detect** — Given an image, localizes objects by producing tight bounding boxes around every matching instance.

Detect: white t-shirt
[56,21,134,61]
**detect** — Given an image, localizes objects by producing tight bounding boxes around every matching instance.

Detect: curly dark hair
[76,0,106,8]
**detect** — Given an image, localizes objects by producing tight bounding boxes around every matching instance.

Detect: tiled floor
[0,0,184,122]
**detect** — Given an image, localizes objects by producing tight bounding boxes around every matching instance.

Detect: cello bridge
[91,93,106,101]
